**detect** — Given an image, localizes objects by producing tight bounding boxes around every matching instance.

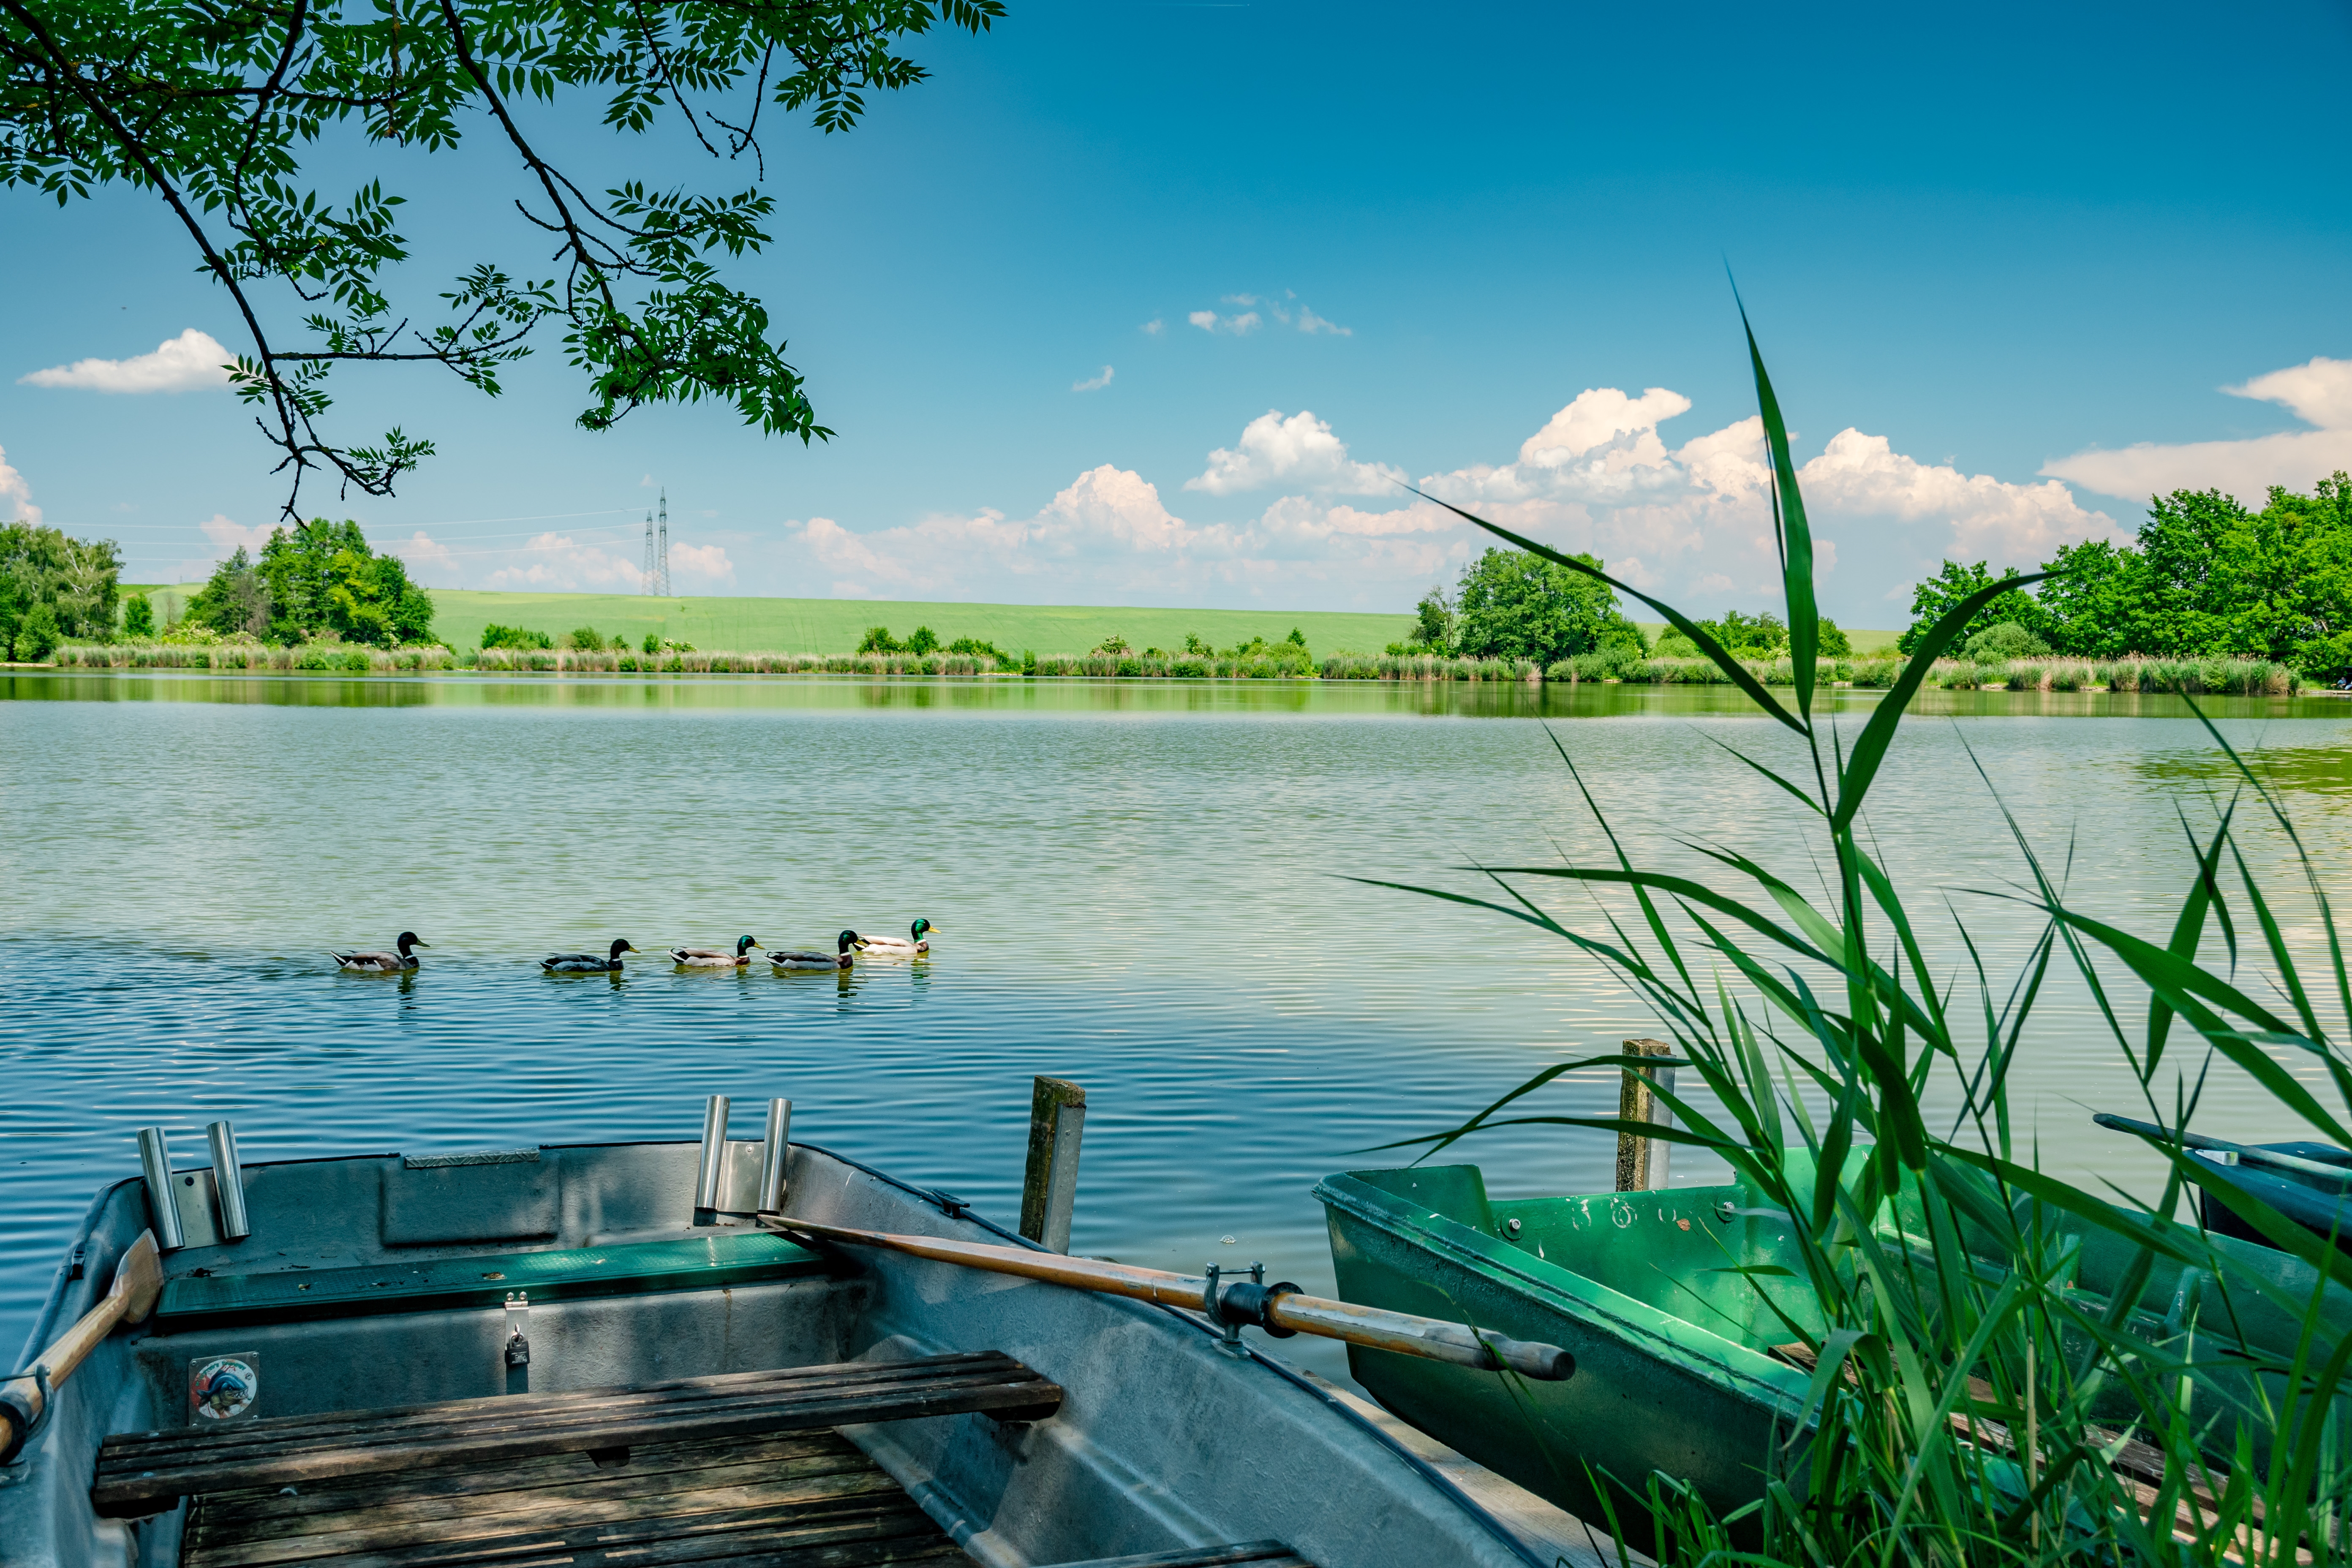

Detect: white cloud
[1189,309,1260,335]
[668,541,735,583]
[2041,356,2352,506]
[1185,410,1405,497]
[1141,319,1165,336]
[201,514,278,555]
[1189,291,1351,338]
[387,531,457,584]
[486,533,646,591]
[1073,365,1114,393]
[20,329,234,393]
[0,443,38,523]
[754,381,2131,617]
[1421,389,2118,606]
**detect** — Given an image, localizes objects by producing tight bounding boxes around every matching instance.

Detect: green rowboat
[1317,1162,2352,1534]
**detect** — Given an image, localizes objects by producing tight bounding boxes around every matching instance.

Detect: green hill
[133,585,1419,657]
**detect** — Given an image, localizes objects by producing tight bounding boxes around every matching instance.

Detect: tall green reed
[1378,307,2352,1565]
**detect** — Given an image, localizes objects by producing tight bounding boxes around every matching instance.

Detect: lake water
[5,670,2350,1383]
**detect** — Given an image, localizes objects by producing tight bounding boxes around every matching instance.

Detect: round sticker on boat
[191,1357,258,1421]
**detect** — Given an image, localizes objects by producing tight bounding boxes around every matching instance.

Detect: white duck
[858,918,935,956]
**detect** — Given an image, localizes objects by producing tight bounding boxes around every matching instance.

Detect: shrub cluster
[55,642,457,671]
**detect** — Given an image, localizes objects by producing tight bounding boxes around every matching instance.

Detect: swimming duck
[768,931,866,971]
[332,932,428,972]
[542,939,637,974]
[858,919,935,956]
[669,935,762,967]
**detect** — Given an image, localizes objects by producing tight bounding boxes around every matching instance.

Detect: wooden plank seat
[180,1427,972,1568]
[1048,1546,1312,1568]
[153,1231,828,1330]
[93,1352,1062,1518]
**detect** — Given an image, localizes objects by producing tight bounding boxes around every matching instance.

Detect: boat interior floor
[181,1427,972,1568]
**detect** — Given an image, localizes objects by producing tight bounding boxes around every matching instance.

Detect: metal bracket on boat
[503,1293,531,1368]
[1203,1263,1303,1351]
[0,1365,54,1481]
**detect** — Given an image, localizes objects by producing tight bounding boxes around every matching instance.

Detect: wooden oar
[0,1230,162,1465]
[773,1217,1575,1380]
[2094,1113,2352,1185]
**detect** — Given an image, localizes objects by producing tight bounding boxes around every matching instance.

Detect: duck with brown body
[330,932,427,971]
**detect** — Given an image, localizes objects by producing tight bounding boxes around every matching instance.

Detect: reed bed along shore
[49,642,2307,694]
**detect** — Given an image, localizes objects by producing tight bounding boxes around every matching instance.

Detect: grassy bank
[51,641,2305,694]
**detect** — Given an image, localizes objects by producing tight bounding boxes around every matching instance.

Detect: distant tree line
[1396,546,1849,665]
[185,520,435,647]
[2,523,122,660]
[1902,473,2352,671]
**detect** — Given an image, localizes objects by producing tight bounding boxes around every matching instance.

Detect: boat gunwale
[9,1139,1556,1568]
[1314,1170,1813,1418]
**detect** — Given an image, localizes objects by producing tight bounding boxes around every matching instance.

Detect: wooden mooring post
[1019,1077,1087,1253]
[1614,1039,1676,1192]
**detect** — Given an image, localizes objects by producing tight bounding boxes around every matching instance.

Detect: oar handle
[0,1231,162,1466]
[2093,1113,2352,1185]
[775,1217,1576,1382]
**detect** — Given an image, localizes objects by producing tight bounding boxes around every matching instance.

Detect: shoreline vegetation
[39,640,2305,694]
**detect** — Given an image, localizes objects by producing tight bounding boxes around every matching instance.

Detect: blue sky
[3,0,2349,625]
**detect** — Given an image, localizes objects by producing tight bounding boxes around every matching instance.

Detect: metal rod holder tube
[206,1121,250,1241]
[137,1128,185,1252]
[757,1099,792,1214]
[694,1095,732,1215]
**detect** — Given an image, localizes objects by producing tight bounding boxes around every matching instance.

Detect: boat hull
[1319,1161,2352,1540]
[2,1139,1546,1568]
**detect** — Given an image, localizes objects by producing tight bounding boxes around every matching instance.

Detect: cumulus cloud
[1421,387,2119,606]
[0,443,38,523]
[2042,356,2352,506]
[20,329,234,393]
[1141,319,1165,336]
[201,514,278,556]
[761,379,2131,615]
[668,541,735,583]
[1073,365,1114,393]
[1185,410,1405,497]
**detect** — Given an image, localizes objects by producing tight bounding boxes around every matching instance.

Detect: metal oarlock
[694,1096,732,1220]
[137,1129,185,1252]
[206,1121,250,1241]
[757,1099,792,1216]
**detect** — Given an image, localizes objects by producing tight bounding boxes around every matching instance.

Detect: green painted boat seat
[152,1230,829,1330]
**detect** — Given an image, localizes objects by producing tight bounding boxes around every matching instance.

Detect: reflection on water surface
[3,670,2348,1379]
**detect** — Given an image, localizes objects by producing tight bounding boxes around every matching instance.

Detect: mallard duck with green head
[332,932,428,972]
[768,931,866,971]
[542,939,637,973]
[669,936,762,967]
[858,919,934,956]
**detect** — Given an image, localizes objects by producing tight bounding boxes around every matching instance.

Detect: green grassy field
[124,584,1899,657]
[133,585,1419,656]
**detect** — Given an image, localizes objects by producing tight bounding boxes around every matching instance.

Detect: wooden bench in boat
[179,1428,973,1568]
[92,1352,1062,1517]
[151,1230,827,1330]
